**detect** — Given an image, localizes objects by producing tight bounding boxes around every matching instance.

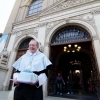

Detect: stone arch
[21,0,33,6]
[46,19,97,44]
[14,34,37,50]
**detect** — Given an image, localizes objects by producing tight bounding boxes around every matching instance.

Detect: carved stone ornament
[39,22,47,27]
[46,19,66,37]
[24,0,95,22]
[92,8,100,14]
[70,13,97,33]
[44,42,50,47]
[14,27,38,43]
[40,0,94,16]
[92,35,99,40]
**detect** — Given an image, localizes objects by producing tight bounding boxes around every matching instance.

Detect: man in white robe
[12,39,52,100]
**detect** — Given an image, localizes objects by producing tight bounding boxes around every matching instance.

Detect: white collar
[26,50,40,56]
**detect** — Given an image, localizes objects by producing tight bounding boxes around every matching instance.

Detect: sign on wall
[0,34,9,53]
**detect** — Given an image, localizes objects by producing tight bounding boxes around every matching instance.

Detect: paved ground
[0,91,99,100]
[0,91,10,100]
[52,92,99,100]
[0,91,76,100]
[44,97,76,100]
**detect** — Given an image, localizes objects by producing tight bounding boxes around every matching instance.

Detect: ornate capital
[39,22,47,27]
[92,35,99,40]
[92,8,100,14]
[45,42,50,47]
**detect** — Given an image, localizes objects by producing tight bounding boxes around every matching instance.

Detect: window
[28,0,42,16]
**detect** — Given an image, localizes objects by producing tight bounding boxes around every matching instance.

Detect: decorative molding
[39,22,48,27]
[14,27,38,43]
[45,42,50,47]
[40,0,94,16]
[69,13,97,33]
[92,8,100,14]
[92,35,99,40]
[23,0,95,22]
[13,0,96,26]
[46,19,67,37]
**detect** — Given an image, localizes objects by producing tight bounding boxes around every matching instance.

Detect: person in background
[56,73,65,95]
[88,78,93,92]
[12,39,53,100]
[66,76,73,94]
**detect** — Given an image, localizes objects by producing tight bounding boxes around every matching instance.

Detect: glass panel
[33,4,38,8]
[51,26,91,44]
[39,3,42,7]
[19,38,33,49]
[28,0,42,15]
[33,9,38,13]
[38,7,42,11]
[30,6,33,10]
[28,10,32,15]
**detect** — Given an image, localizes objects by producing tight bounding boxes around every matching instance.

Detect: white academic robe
[12,50,52,100]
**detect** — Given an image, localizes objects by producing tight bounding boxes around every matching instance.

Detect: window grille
[51,26,91,44]
[28,0,42,16]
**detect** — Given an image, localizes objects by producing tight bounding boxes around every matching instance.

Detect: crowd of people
[55,73,97,95]
[55,73,73,95]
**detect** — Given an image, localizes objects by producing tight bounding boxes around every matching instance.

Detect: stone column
[7,50,17,100]
[43,42,50,97]
[92,38,100,100]
[3,51,17,90]
[92,38,100,76]
[42,0,48,9]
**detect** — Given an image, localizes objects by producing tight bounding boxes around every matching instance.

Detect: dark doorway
[48,25,99,96]
[48,41,98,96]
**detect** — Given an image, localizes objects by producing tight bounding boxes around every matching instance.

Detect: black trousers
[14,83,43,100]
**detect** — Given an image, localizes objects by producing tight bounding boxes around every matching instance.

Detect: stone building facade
[0,0,100,99]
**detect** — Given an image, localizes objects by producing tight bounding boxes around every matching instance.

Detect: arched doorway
[48,25,99,96]
[9,37,33,90]
[15,37,33,60]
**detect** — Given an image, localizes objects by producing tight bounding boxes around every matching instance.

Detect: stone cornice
[40,0,94,16]
[13,0,97,26]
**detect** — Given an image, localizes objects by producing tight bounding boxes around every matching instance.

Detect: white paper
[38,73,47,86]
[13,73,19,80]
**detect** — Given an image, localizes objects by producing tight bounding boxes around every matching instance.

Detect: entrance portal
[58,42,93,92]
[48,25,99,96]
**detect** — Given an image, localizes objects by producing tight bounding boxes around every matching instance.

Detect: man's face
[29,41,38,53]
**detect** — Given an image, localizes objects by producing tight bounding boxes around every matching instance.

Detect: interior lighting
[74,44,78,47]
[77,49,80,51]
[68,44,71,48]
[72,50,75,52]
[63,44,81,52]
[64,46,67,49]
[78,46,81,49]
[67,50,70,52]
[64,49,66,52]
[75,70,80,73]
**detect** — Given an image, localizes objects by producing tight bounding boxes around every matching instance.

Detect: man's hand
[29,80,39,85]
[13,78,20,84]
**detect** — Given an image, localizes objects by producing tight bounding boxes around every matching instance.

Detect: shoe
[67,92,70,94]
[60,93,62,95]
